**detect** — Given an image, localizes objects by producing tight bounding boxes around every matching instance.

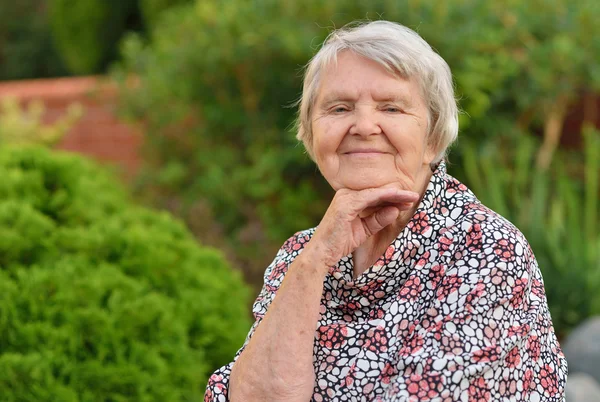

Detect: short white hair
[295,20,459,164]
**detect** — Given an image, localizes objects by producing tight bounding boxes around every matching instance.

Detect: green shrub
[113,0,600,300]
[0,97,82,147]
[48,0,141,74]
[0,146,251,401]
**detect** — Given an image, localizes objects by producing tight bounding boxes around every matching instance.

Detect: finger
[361,206,401,236]
[359,202,414,218]
[351,187,419,214]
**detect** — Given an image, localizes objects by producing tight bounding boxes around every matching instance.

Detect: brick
[0,76,142,181]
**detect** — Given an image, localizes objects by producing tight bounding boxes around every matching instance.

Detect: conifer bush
[0,146,251,401]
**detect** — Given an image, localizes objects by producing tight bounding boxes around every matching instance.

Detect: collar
[328,160,450,289]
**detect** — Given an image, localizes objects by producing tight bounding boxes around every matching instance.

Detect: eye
[383,105,402,113]
[331,105,350,114]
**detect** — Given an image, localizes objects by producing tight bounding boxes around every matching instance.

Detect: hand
[304,184,420,270]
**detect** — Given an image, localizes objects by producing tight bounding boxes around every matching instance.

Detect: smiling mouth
[344,151,387,155]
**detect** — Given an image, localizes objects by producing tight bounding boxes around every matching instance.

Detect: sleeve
[204,234,301,402]
[382,219,568,402]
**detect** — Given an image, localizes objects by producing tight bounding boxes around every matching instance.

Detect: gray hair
[295,20,459,163]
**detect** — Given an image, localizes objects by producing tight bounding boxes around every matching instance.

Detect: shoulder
[252,228,315,313]
[437,178,542,310]
[461,202,532,258]
[262,228,315,286]
[279,228,315,258]
[443,175,536,270]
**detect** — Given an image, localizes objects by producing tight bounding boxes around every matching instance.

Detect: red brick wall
[0,76,142,181]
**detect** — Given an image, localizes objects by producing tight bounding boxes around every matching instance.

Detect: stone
[563,317,600,383]
[566,373,600,402]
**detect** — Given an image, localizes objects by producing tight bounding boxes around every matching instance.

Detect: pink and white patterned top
[205,161,567,402]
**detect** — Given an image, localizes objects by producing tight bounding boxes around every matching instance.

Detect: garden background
[0,0,599,400]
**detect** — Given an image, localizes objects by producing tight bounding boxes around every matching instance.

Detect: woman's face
[311,51,436,192]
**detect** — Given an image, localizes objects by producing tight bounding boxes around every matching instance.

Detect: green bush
[113,0,600,301]
[0,146,251,401]
[0,96,82,146]
[48,0,141,74]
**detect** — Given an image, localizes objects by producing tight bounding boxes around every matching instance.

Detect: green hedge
[0,146,251,401]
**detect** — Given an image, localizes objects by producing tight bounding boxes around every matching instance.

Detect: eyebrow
[317,91,415,109]
[317,91,357,108]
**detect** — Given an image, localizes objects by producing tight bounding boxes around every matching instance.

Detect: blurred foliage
[0,0,179,80]
[461,127,600,338]
[0,145,251,400]
[0,97,83,146]
[0,0,69,80]
[48,0,143,75]
[114,0,600,334]
[139,0,194,29]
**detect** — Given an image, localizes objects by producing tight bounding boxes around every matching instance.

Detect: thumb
[362,206,400,236]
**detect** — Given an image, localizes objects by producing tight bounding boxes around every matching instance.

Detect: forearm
[230,249,327,401]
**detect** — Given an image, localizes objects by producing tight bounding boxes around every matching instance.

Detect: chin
[340,176,401,191]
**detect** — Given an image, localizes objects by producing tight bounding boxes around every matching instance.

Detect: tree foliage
[139,0,194,29]
[48,0,142,74]
[114,0,600,334]
[0,0,68,80]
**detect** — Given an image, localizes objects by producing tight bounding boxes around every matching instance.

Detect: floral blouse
[204,162,567,402]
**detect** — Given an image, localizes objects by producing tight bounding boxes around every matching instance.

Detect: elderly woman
[204,21,567,402]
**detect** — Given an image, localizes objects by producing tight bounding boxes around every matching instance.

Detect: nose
[349,107,382,137]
